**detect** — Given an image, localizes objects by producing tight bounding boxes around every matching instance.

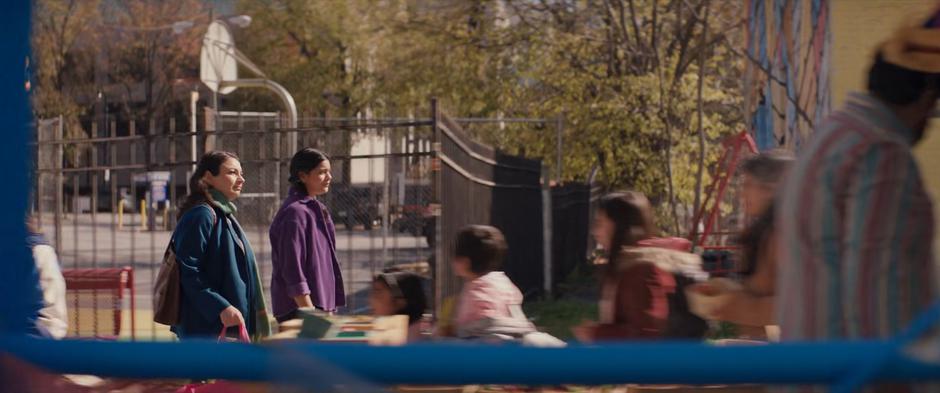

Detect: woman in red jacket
[574,191,707,342]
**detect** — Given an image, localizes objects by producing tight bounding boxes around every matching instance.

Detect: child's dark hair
[736,152,792,276]
[454,225,507,275]
[374,271,427,324]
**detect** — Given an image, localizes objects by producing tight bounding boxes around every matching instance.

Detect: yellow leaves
[225,0,746,222]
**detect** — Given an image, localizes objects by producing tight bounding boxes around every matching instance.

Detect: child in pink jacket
[448,225,563,347]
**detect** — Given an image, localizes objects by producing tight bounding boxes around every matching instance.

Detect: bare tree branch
[720,39,815,129]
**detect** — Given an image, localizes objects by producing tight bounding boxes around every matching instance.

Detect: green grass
[524,298,598,341]
[523,264,601,341]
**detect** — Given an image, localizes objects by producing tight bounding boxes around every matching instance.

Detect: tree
[104,0,208,130]
[485,0,744,233]
[229,0,747,235]
[231,0,373,117]
[29,0,753,236]
[31,0,102,166]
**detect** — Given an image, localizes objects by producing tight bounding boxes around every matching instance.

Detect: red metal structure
[687,131,759,250]
[62,267,135,340]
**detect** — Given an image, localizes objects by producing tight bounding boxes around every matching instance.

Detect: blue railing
[3,336,940,387]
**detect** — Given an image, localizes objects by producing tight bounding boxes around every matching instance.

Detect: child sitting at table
[369,270,428,342]
[446,225,563,346]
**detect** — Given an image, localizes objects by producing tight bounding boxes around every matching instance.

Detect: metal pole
[147,119,156,232]
[54,115,63,252]
[382,127,390,273]
[430,98,442,316]
[190,90,199,172]
[542,163,553,298]
[219,79,298,153]
[556,115,563,184]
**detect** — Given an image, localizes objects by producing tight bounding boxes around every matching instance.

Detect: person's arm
[272,216,314,308]
[32,245,68,338]
[583,265,672,341]
[831,144,936,328]
[175,206,231,322]
[433,296,458,337]
[293,294,314,308]
[715,235,778,327]
[714,291,775,327]
[842,143,921,316]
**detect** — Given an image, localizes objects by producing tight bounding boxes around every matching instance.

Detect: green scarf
[208,189,273,341]
[208,189,238,215]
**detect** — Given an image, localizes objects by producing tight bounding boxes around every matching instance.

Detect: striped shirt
[776,92,936,341]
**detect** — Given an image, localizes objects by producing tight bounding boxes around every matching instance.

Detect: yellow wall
[831,0,940,247]
[830,0,936,106]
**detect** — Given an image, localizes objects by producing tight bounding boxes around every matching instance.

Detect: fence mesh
[33,104,569,339]
[33,113,438,339]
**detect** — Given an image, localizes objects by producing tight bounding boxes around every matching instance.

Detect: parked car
[325,184,382,230]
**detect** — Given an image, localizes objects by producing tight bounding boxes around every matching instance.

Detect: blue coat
[171,204,258,339]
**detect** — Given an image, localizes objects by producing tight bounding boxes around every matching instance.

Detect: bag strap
[200,202,219,225]
[169,203,220,248]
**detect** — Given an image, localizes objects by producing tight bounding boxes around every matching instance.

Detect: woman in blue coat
[172,151,270,340]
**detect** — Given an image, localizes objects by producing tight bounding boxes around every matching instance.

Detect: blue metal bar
[833,300,940,392]
[4,337,940,386]
[0,0,38,337]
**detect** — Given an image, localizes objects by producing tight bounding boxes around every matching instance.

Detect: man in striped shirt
[777,48,939,342]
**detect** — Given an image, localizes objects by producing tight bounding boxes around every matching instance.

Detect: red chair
[62,267,135,340]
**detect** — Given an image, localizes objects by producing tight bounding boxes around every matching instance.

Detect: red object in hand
[217,324,250,343]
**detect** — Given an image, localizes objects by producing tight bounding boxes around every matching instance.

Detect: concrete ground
[40,213,431,340]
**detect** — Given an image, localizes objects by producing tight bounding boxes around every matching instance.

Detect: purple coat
[269,187,346,318]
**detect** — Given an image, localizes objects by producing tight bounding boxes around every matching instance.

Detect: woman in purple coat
[269,148,345,323]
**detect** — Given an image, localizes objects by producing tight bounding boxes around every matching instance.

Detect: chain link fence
[33,112,436,339]
[32,104,557,339]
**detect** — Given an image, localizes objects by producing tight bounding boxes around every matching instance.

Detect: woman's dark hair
[455,225,507,275]
[288,148,329,195]
[740,150,793,185]
[178,151,239,219]
[375,271,428,325]
[868,52,940,106]
[596,191,658,268]
[737,203,775,277]
[736,152,791,277]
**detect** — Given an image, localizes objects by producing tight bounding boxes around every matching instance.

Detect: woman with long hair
[269,148,345,324]
[172,151,270,340]
[690,151,793,337]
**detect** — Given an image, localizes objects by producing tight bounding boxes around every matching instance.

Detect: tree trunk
[692,3,710,242]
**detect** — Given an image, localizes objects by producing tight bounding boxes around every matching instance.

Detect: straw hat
[880,8,940,73]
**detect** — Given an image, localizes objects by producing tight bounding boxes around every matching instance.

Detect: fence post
[146,119,156,232]
[33,121,41,227]
[190,90,199,173]
[430,98,442,317]
[54,115,64,252]
[555,115,563,184]
[382,126,391,272]
[542,163,553,299]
